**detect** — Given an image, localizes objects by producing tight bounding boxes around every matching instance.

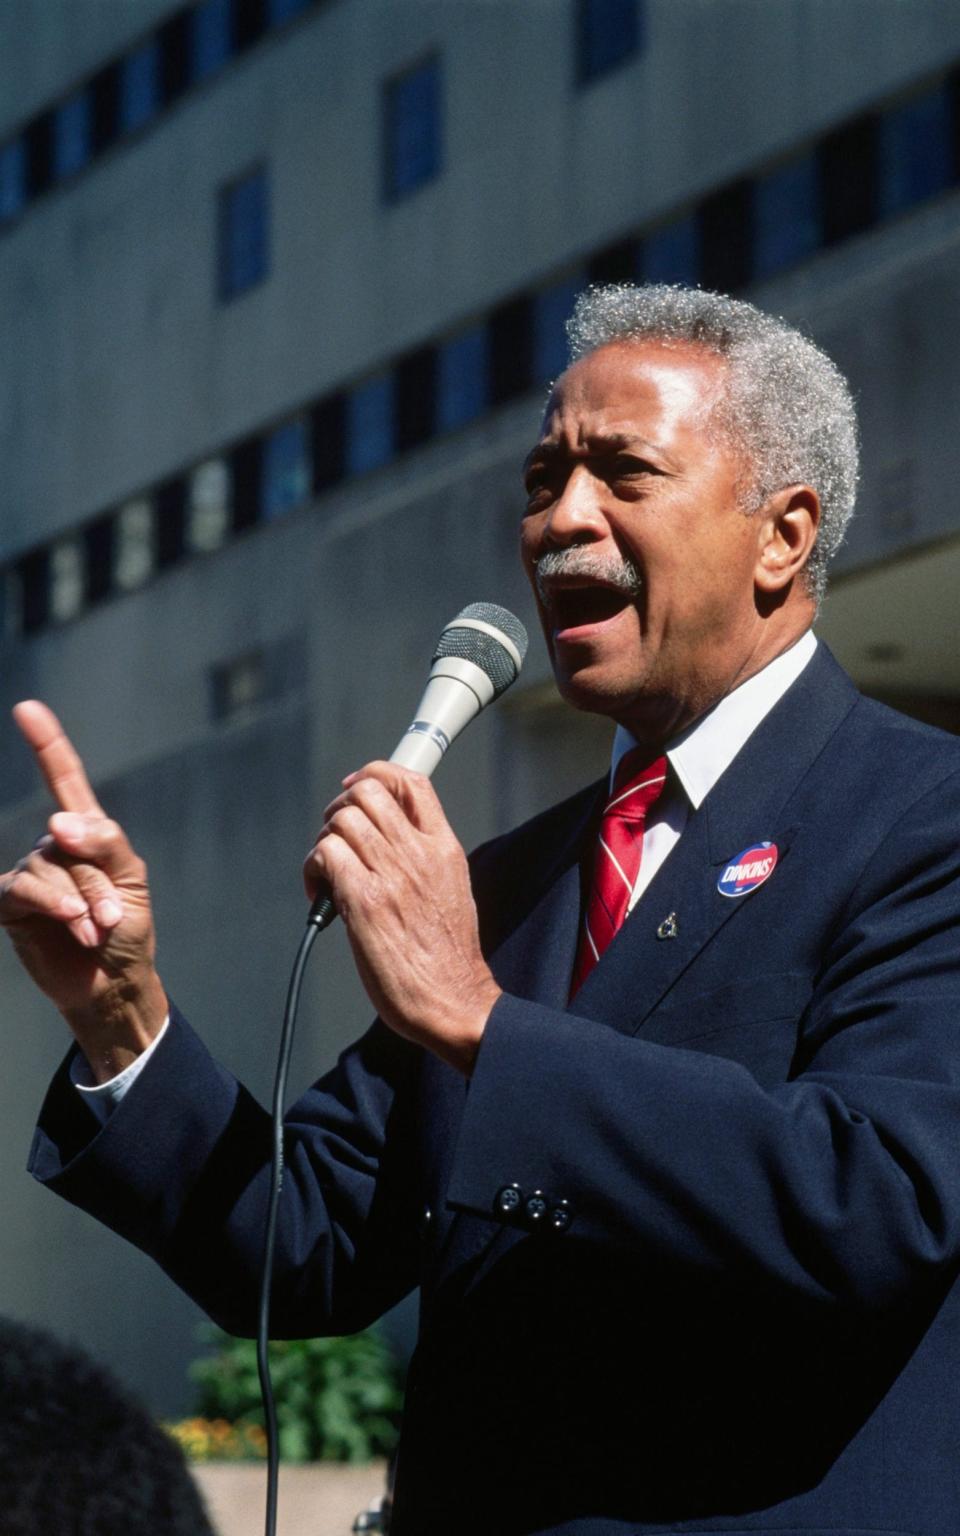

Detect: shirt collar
[611,630,818,810]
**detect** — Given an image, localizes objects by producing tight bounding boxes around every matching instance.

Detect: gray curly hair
[565,284,859,603]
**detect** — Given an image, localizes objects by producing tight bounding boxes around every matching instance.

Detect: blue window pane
[384,57,442,201]
[753,153,821,280]
[642,214,700,284]
[0,567,17,639]
[191,0,234,82]
[268,0,313,23]
[880,85,954,219]
[262,420,310,520]
[218,167,270,300]
[0,139,26,222]
[437,327,489,432]
[578,0,642,83]
[119,40,160,133]
[53,91,92,180]
[534,275,584,383]
[347,375,394,475]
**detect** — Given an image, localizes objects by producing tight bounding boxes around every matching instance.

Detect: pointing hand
[0,702,166,1081]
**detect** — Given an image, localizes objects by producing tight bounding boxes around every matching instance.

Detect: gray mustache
[534,550,642,605]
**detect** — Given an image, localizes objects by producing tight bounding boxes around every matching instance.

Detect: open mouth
[547,584,635,634]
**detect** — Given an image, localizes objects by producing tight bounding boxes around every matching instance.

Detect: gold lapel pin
[656,912,679,940]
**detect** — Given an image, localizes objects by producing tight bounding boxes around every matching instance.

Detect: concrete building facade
[2,0,960,1414]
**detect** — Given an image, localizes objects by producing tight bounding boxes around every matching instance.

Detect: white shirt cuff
[70,1015,170,1118]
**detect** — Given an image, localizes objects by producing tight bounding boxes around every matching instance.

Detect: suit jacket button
[525,1191,548,1225]
[495,1184,522,1215]
[550,1200,573,1233]
[420,1204,433,1234]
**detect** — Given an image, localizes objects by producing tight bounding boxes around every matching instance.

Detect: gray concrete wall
[5,0,960,555]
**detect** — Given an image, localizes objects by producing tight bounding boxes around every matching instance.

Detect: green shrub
[187,1325,404,1464]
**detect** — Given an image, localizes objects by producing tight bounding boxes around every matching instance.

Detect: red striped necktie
[570,748,668,997]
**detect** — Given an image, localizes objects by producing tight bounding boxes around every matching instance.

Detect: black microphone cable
[255,604,527,1536]
[257,917,319,1536]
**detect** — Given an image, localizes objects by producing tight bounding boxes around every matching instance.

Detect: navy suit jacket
[29,646,960,1534]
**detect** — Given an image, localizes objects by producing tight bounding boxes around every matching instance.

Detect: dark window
[0,567,21,639]
[346,375,394,476]
[952,64,960,178]
[53,90,92,181]
[310,393,347,492]
[230,435,264,531]
[534,274,584,383]
[156,476,187,568]
[437,326,489,433]
[90,63,120,154]
[0,139,27,223]
[25,113,54,199]
[191,0,234,81]
[642,213,699,283]
[879,84,954,219]
[159,9,192,105]
[84,516,115,605]
[699,179,753,291]
[753,152,821,279]
[19,548,50,634]
[267,0,313,23]
[577,0,642,84]
[819,114,879,246]
[217,166,270,300]
[383,55,442,202]
[119,39,161,134]
[235,0,268,52]
[488,294,534,406]
[262,418,310,518]
[588,237,641,286]
[395,346,437,452]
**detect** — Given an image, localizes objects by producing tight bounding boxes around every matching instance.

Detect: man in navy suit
[7,285,960,1535]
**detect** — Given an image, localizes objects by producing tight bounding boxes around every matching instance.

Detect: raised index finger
[12,701,105,816]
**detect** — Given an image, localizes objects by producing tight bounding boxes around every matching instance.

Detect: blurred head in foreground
[0,1317,214,1535]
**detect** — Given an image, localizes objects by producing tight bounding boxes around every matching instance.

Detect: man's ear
[754,484,821,595]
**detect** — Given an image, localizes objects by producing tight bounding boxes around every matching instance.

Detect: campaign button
[717,842,778,898]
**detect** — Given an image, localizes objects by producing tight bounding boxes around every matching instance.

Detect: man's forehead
[535,339,728,448]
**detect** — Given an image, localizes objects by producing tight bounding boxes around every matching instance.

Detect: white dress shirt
[75,631,817,1113]
[611,629,817,910]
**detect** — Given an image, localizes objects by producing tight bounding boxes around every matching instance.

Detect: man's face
[521,339,771,742]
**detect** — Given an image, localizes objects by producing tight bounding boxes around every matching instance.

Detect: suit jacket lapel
[486,780,603,1010]
[564,644,861,1036]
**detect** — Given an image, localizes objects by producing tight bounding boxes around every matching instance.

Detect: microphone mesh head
[433,603,529,698]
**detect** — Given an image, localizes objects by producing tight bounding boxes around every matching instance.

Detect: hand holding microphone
[307,603,527,929]
[304,603,528,1073]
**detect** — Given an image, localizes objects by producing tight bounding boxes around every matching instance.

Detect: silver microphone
[389,602,528,776]
[308,603,528,928]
